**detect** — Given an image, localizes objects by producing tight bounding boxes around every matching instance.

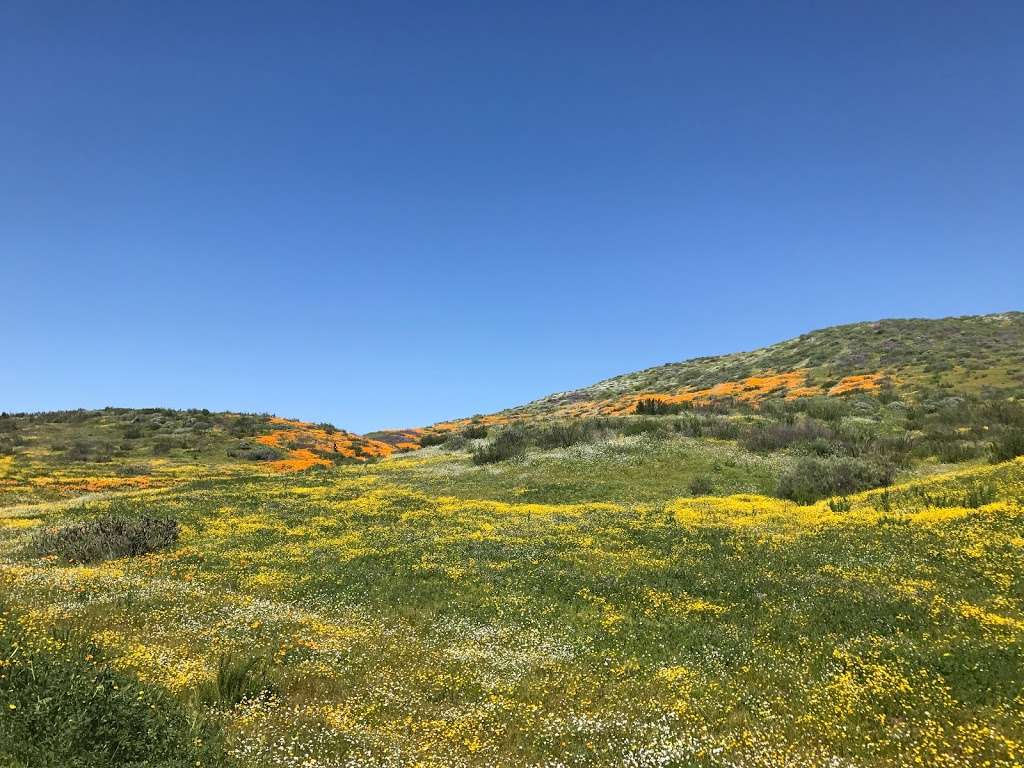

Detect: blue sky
[3,2,1022,432]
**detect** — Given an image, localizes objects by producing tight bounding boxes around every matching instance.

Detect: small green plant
[443,434,469,451]
[419,432,449,447]
[777,457,896,503]
[828,496,853,513]
[963,481,998,508]
[27,514,179,563]
[64,439,114,463]
[196,651,276,706]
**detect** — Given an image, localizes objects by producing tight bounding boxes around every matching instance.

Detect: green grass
[1,452,1023,766]
[0,312,1022,765]
[392,435,790,504]
[0,605,223,768]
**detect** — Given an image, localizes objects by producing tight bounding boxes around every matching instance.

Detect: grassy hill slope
[368,313,1024,506]
[1,311,1023,766]
[386,313,1023,439]
[2,443,1023,767]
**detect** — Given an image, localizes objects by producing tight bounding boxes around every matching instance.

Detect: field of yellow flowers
[2,445,1024,767]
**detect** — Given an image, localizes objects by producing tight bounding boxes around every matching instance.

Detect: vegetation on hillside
[2,449,1023,766]
[1,312,1022,766]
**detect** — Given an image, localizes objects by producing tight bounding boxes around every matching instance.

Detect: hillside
[527,311,1024,411]
[0,408,402,509]
[2,312,1024,767]
[364,313,1024,506]
[389,312,1024,439]
[3,427,1024,766]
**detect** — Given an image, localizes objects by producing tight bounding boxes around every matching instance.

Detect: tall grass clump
[196,651,277,707]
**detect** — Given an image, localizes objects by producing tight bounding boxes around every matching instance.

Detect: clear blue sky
[3,2,1022,432]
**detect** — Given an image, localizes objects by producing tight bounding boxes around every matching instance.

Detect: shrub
[116,463,150,477]
[635,398,688,416]
[675,416,704,438]
[777,457,896,503]
[991,428,1024,463]
[443,434,469,451]
[152,436,175,456]
[473,427,528,464]
[462,424,489,439]
[688,476,714,495]
[227,441,282,461]
[702,417,741,440]
[828,496,853,513]
[797,396,852,422]
[620,418,669,438]
[964,482,999,508]
[534,422,600,450]
[27,514,179,563]
[228,415,263,437]
[419,432,449,447]
[741,419,833,453]
[64,439,114,463]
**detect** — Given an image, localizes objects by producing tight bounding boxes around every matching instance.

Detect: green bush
[741,419,833,453]
[442,434,469,451]
[688,476,714,495]
[64,439,114,463]
[777,457,896,503]
[419,432,449,447]
[462,424,489,439]
[472,427,528,464]
[27,514,179,564]
[151,436,175,456]
[227,441,282,461]
[635,398,688,415]
[991,428,1024,463]
[534,421,603,450]
[0,607,223,768]
[620,418,669,438]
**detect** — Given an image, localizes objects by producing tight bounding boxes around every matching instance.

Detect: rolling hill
[382,312,1024,442]
[2,311,1024,767]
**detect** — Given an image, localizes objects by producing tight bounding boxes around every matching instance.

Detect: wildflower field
[2,313,1023,766]
[2,430,1023,767]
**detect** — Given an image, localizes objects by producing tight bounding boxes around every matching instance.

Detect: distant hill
[0,408,400,506]
[383,312,1023,442]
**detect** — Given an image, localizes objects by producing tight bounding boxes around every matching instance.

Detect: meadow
[2,314,1023,766]
[2,422,1023,767]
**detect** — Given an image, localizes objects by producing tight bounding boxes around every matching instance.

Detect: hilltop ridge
[383,311,1023,442]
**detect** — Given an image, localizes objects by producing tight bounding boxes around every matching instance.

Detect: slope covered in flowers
[2,448,1023,767]
[385,312,1023,446]
[254,417,395,471]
